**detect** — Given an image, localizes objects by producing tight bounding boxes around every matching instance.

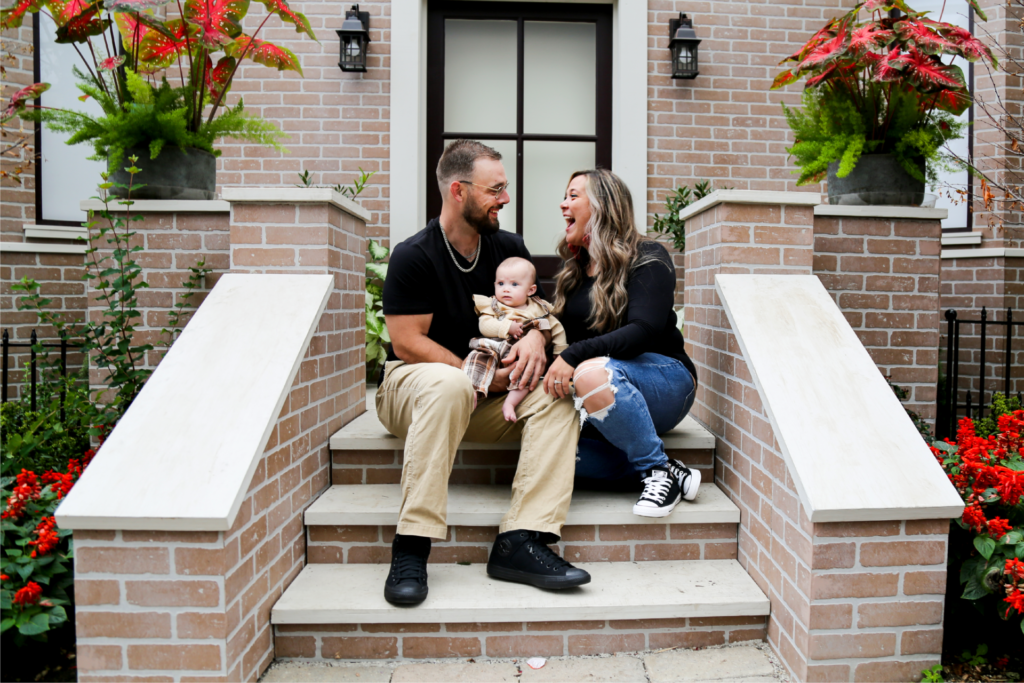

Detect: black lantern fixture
[337,4,370,73]
[669,14,700,80]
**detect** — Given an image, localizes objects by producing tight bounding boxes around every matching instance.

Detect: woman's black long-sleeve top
[558,241,698,384]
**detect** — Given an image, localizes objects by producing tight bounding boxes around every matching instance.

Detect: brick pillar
[684,192,951,682]
[72,190,367,682]
[812,206,943,421]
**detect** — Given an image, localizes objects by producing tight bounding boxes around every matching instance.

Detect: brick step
[330,395,717,486]
[271,560,770,661]
[304,484,741,564]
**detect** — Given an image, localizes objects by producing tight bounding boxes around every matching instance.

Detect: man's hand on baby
[507,321,524,339]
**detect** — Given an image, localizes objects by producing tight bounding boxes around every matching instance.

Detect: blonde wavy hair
[552,169,655,332]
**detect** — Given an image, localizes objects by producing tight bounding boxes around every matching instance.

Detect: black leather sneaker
[486,530,591,589]
[383,534,430,606]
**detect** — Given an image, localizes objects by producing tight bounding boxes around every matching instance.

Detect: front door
[426,1,613,291]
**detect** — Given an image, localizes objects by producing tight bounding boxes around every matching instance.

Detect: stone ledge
[305,483,739,527]
[0,241,87,254]
[941,247,1024,259]
[221,187,372,223]
[940,231,983,247]
[79,199,231,212]
[679,190,821,222]
[272,560,770,625]
[330,409,716,451]
[813,205,947,220]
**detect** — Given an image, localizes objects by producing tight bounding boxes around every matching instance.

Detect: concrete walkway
[260,642,788,683]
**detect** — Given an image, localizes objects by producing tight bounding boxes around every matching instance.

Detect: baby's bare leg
[502,387,530,422]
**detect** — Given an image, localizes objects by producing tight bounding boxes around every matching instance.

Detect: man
[378,139,589,605]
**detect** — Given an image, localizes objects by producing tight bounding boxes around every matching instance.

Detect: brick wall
[813,212,942,421]
[684,197,951,682]
[71,196,367,681]
[275,616,766,661]
[0,17,37,238]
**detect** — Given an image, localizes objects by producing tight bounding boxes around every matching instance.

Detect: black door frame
[426,0,613,266]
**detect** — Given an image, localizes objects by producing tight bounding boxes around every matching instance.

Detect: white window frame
[389,0,646,244]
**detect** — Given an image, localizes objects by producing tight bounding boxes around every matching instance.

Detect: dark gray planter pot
[109,146,216,200]
[827,153,925,206]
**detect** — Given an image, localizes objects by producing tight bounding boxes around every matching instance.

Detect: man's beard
[464,194,501,236]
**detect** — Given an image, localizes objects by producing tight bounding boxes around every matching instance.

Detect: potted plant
[1,0,316,199]
[772,0,996,205]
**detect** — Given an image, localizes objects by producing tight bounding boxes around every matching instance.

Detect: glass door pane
[444,20,518,134]
[523,21,596,135]
[522,140,595,254]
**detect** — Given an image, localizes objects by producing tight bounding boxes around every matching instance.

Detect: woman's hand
[544,355,575,400]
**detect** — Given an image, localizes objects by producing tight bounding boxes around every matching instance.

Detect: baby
[462,257,567,422]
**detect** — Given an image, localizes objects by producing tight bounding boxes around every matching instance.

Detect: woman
[543,169,700,517]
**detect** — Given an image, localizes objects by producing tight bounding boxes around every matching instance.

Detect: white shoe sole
[682,467,701,501]
[633,492,682,517]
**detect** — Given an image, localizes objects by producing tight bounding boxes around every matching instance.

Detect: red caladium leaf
[136,18,193,70]
[254,0,315,40]
[0,0,44,30]
[849,24,893,54]
[795,21,851,74]
[770,69,799,90]
[99,54,125,70]
[780,18,838,65]
[933,86,971,116]
[900,46,966,91]
[873,48,908,82]
[861,0,911,13]
[226,34,302,75]
[183,0,248,48]
[55,2,112,43]
[47,0,92,26]
[965,0,987,21]
[804,63,839,88]
[941,25,997,66]
[894,18,958,56]
[115,10,151,49]
[1,82,49,123]
[204,54,234,99]
[105,0,173,11]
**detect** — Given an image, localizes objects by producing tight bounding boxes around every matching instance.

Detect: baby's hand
[507,321,524,339]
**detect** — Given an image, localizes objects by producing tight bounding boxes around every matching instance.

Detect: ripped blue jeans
[573,353,696,481]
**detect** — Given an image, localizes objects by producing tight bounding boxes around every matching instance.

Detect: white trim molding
[941,231,983,247]
[221,187,371,223]
[23,223,88,241]
[389,0,648,245]
[941,247,1024,259]
[80,199,231,213]
[679,190,822,222]
[814,204,948,220]
[0,241,88,255]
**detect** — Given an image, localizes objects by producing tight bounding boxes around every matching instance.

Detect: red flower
[13,581,42,607]
[28,516,60,557]
[1006,559,1024,581]
[961,503,986,534]
[996,468,1023,506]
[0,574,8,581]
[986,517,1012,540]
[1,469,43,520]
[1005,588,1024,616]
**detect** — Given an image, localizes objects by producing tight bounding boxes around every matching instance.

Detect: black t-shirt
[383,218,543,363]
[559,241,697,384]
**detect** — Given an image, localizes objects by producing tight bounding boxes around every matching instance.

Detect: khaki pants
[376,360,579,540]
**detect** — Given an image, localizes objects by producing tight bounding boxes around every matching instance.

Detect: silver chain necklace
[439,222,481,273]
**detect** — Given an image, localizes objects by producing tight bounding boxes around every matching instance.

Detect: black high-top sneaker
[633,465,682,517]
[487,530,591,589]
[384,534,430,606]
[667,458,701,501]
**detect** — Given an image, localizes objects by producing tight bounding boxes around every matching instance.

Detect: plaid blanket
[462,320,541,397]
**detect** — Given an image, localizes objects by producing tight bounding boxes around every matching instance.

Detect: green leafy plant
[365,238,390,383]
[772,0,996,186]
[296,167,376,201]
[1,382,92,476]
[959,643,990,667]
[2,0,316,167]
[651,180,723,252]
[920,663,944,683]
[974,393,1023,439]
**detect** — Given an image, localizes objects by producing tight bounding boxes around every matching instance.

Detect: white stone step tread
[272,560,769,625]
[330,409,715,451]
[305,484,739,527]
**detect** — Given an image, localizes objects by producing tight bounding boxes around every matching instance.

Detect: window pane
[38,12,105,222]
[443,138,517,234]
[444,20,517,134]
[522,140,594,254]
[910,0,971,229]
[524,21,596,136]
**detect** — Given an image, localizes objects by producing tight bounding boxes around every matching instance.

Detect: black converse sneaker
[384,534,430,606]
[487,530,591,589]
[667,458,701,501]
[633,465,682,517]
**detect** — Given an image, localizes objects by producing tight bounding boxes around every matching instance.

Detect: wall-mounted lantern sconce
[669,14,700,80]
[337,4,370,72]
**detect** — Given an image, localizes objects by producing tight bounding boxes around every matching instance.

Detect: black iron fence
[1,329,85,419]
[937,307,1022,441]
